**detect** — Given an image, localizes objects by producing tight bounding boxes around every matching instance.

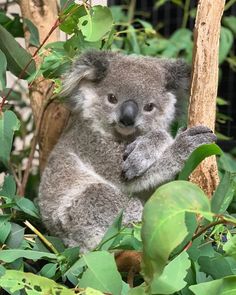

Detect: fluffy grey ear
[161,59,191,95]
[61,50,110,107]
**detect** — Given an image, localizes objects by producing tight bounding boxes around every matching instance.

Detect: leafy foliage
[0,0,236,294]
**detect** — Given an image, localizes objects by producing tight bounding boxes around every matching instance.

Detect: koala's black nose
[119,100,139,127]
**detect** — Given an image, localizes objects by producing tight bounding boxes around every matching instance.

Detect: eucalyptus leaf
[40,263,57,278]
[0,49,7,91]
[15,196,40,218]
[190,275,236,295]
[223,16,236,36]
[151,251,191,294]
[142,181,211,280]
[198,254,236,279]
[80,251,122,295]
[98,210,123,250]
[224,235,236,259]
[178,144,223,180]
[5,223,25,249]
[219,27,234,64]
[0,110,20,166]
[0,25,36,78]
[0,175,16,198]
[24,19,40,47]
[79,5,113,42]
[211,171,236,214]
[0,221,11,243]
[0,250,57,263]
[0,270,74,294]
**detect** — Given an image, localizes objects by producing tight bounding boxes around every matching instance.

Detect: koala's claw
[122,139,155,180]
[175,125,217,158]
[184,125,214,137]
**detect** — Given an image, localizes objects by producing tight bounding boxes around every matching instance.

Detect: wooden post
[188,0,225,197]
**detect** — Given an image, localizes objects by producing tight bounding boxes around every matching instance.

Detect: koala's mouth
[115,124,136,136]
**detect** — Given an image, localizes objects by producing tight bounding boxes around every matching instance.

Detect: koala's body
[38,50,216,252]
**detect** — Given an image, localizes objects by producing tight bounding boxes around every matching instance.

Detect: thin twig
[17,83,55,196]
[192,218,236,241]
[9,162,22,189]
[24,220,59,255]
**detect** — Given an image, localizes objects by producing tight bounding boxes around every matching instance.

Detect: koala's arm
[123,126,216,193]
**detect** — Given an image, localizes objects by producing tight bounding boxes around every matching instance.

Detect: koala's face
[62,51,190,138]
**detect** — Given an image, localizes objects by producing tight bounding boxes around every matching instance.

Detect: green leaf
[0,24,36,78]
[24,19,40,47]
[151,251,190,294]
[98,211,123,250]
[162,28,193,58]
[224,235,236,259]
[15,196,40,218]
[33,236,65,253]
[178,144,223,180]
[60,4,87,34]
[0,221,11,243]
[0,270,74,294]
[0,175,16,198]
[127,25,141,54]
[142,181,211,280]
[211,171,236,214]
[80,251,122,295]
[219,27,234,64]
[218,153,236,173]
[198,254,236,279]
[5,223,25,248]
[40,263,57,278]
[0,249,57,263]
[0,111,20,165]
[223,16,236,36]
[79,5,113,42]
[189,275,236,295]
[0,49,7,91]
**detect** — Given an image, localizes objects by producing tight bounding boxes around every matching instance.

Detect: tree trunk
[19,0,70,171]
[188,0,225,197]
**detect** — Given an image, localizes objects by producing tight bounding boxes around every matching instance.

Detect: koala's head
[62,50,190,138]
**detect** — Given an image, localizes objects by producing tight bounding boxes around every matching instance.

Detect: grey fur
[38,50,216,252]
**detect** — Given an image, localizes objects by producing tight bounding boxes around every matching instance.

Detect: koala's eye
[107,93,118,104]
[143,103,155,112]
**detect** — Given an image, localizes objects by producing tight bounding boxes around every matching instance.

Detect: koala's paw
[122,138,155,180]
[175,125,217,156]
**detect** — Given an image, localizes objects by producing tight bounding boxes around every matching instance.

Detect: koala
[38,50,216,252]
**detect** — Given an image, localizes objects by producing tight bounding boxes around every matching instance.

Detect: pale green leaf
[211,171,236,214]
[0,175,16,198]
[190,275,236,295]
[80,251,122,295]
[142,181,211,279]
[24,19,40,47]
[0,270,74,294]
[40,263,57,278]
[151,251,191,294]
[0,249,57,263]
[79,5,113,42]
[0,24,36,78]
[219,27,233,64]
[0,110,20,165]
[0,49,7,91]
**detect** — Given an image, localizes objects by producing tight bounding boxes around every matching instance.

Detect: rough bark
[188,0,225,197]
[19,0,70,171]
